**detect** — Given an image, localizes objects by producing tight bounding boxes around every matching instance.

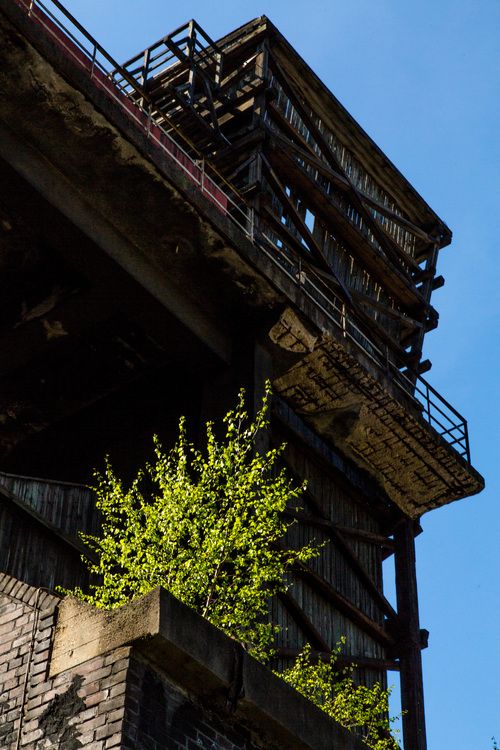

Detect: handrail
[258,234,471,463]
[14,0,472,465]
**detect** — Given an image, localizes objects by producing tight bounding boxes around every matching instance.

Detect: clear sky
[53,1,499,746]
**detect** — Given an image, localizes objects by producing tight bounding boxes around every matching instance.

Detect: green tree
[67,384,399,748]
[68,383,316,660]
[280,643,399,750]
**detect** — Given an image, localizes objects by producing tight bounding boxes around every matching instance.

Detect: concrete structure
[0,1,484,748]
[0,574,365,749]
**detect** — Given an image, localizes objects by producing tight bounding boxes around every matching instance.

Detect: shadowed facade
[0,2,484,748]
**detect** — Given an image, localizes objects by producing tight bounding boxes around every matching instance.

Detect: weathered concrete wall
[0,574,365,750]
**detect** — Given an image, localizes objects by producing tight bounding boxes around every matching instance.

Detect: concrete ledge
[50,592,160,676]
[51,588,364,750]
[272,321,484,516]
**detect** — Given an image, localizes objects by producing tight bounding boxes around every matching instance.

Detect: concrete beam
[51,588,364,750]
[0,121,230,364]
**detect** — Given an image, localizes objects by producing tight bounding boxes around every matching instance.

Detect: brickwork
[0,574,58,747]
[123,655,262,750]
[0,579,269,750]
[1,576,363,750]
[0,573,131,749]
[0,575,265,750]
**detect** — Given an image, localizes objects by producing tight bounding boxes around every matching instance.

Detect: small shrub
[64,383,317,660]
[64,384,399,747]
[279,643,399,750]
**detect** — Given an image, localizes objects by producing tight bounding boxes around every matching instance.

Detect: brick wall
[0,573,131,749]
[1,577,362,750]
[0,575,58,747]
[0,577,265,750]
[123,654,263,750]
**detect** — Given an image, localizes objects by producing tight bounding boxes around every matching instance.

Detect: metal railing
[258,234,471,462]
[115,19,224,93]
[14,0,472,464]
[111,19,226,145]
[17,0,249,233]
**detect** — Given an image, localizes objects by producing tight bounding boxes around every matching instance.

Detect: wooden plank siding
[0,473,100,538]
[115,15,450,374]
[0,472,98,592]
[0,462,392,688]
[272,437,389,687]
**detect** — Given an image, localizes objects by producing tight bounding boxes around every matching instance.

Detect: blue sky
[54,1,499,746]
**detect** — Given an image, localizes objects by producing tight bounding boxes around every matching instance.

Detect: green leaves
[279,644,400,750]
[67,382,314,659]
[65,382,399,748]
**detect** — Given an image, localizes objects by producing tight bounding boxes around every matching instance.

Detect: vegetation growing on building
[65,385,398,748]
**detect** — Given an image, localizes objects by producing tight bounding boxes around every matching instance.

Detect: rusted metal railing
[15,0,472,464]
